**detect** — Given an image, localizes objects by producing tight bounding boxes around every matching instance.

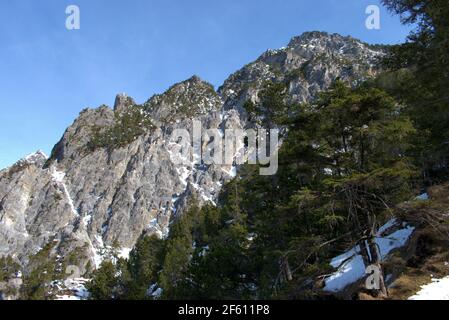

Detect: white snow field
[409,276,449,300]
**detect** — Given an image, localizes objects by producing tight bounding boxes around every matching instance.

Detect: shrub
[88,106,155,152]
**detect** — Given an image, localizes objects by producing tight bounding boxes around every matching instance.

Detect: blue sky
[0,0,412,169]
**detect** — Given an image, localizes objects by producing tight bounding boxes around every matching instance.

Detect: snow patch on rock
[51,167,79,217]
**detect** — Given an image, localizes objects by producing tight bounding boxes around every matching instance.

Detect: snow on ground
[191,182,217,206]
[376,225,415,258]
[324,252,367,293]
[151,288,163,298]
[24,150,48,163]
[149,218,158,228]
[176,166,192,187]
[56,295,81,300]
[147,283,163,299]
[118,247,132,260]
[199,245,210,257]
[92,251,104,269]
[416,193,429,201]
[148,217,170,240]
[221,166,237,178]
[409,276,449,300]
[323,219,415,293]
[51,168,65,183]
[55,278,90,300]
[82,214,92,226]
[90,235,133,267]
[51,167,79,216]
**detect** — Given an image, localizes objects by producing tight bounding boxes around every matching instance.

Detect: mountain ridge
[0,31,386,276]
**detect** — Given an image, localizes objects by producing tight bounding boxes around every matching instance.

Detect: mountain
[219,31,385,114]
[0,31,385,276]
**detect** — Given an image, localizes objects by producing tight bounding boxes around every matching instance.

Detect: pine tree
[283,82,417,297]
[158,199,198,299]
[381,0,449,182]
[0,256,20,282]
[124,235,164,299]
[20,241,59,300]
[86,260,119,300]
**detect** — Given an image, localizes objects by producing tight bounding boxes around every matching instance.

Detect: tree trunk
[279,256,293,283]
[367,235,388,298]
[285,258,293,282]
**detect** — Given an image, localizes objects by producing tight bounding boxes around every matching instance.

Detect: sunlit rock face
[0,32,385,273]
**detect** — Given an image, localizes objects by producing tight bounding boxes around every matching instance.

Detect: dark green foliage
[0,256,20,298]
[125,235,164,299]
[244,81,292,127]
[61,245,89,278]
[381,0,449,182]
[86,260,119,300]
[0,256,20,282]
[285,67,307,82]
[179,184,254,300]
[236,82,417,298]
[158,200,199,299]
[20,241,60,300]
[88,106,155,151]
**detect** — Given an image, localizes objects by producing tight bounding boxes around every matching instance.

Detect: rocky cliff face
[0,32,385,274]
[219,31,385,120]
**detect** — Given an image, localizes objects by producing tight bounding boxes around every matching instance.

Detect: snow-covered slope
[409,276,449,300]
[324,219,415,293]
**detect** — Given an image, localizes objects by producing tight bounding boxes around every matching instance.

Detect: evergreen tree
[188,179,254,299]
[278,81,417,297]
[381,0,449,181]
[86,260,119,300]
[244,81,291,127]
[20,241,60,300]
[0,256,20,282]
[124,235,164,299]
[158,199,199,299]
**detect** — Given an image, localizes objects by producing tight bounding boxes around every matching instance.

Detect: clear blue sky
[0,0,412,169]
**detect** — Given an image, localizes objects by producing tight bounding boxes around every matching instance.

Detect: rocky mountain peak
[20,150,47,167]
[285,31,386,61]
[287,31,350,47]
[114,93,136,113]
[185,74,203,83]
[0,150,48,179]
[144,75,222,123]
[48,106,115,164]
[219,31,385,112]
